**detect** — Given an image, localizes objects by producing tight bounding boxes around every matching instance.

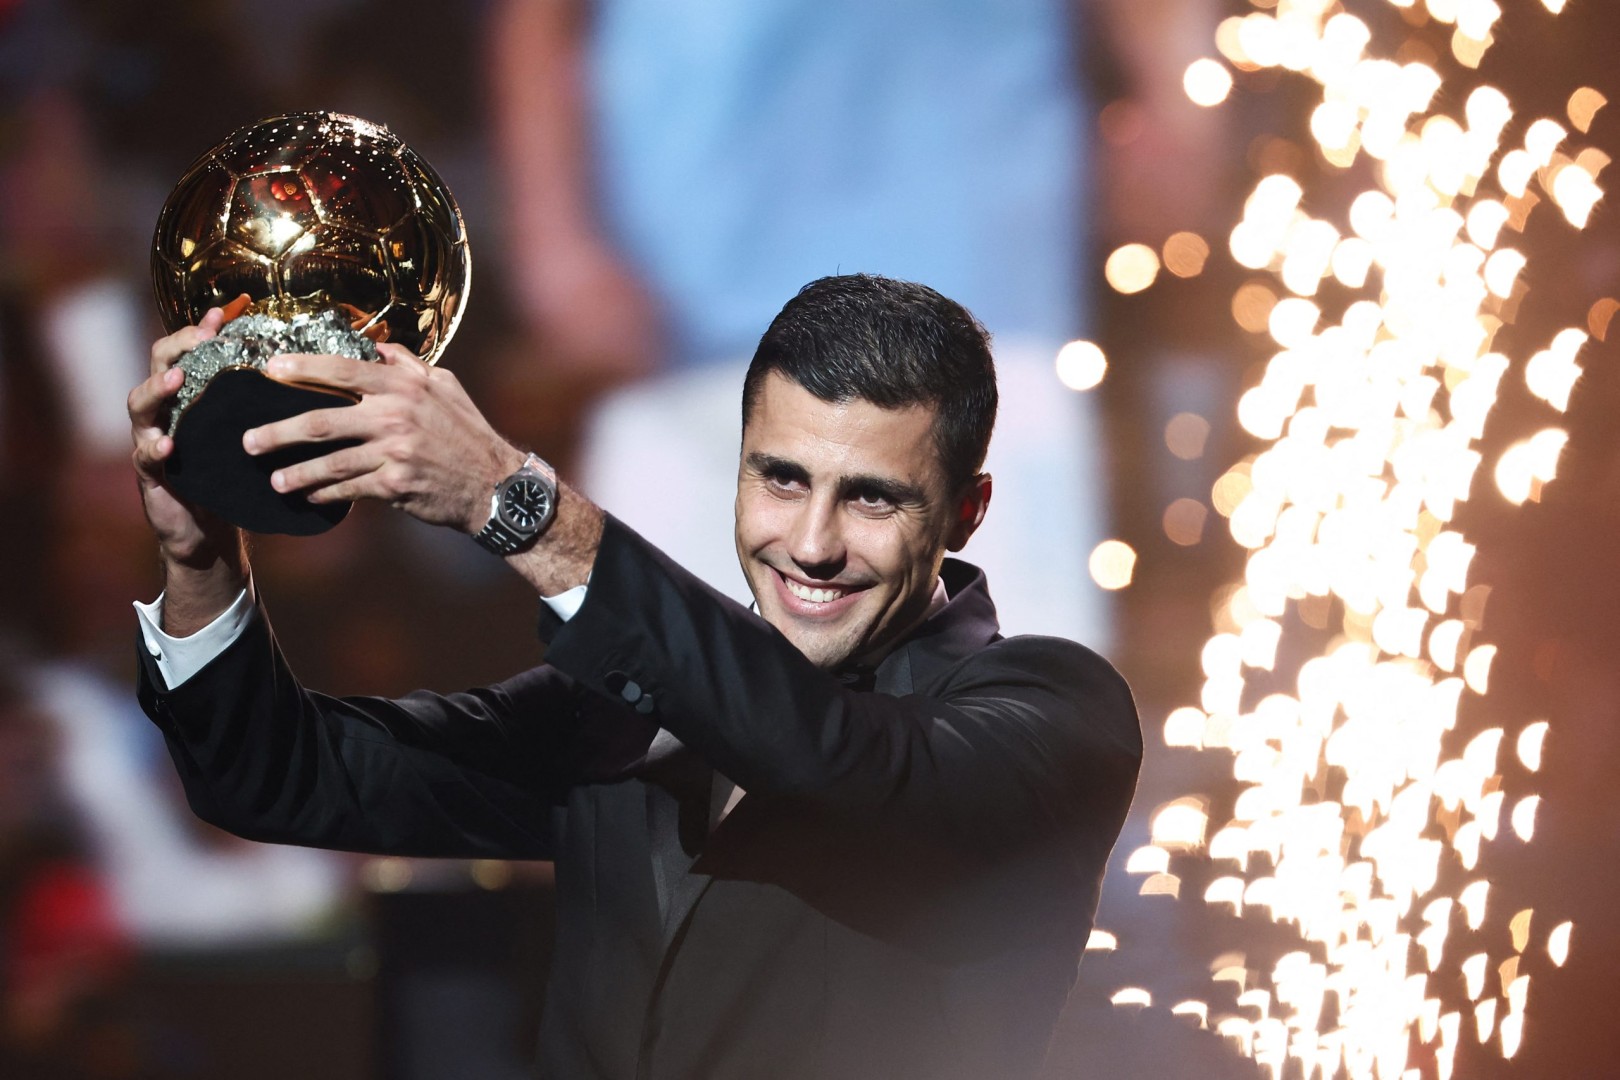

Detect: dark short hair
[741,275,998,490]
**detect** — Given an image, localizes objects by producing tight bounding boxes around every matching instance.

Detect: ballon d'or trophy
[151,111,471,534]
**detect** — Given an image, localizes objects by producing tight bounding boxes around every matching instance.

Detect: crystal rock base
[166,309,379,434]
[164,310,379,536]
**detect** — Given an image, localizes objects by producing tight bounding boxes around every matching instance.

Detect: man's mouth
[784,578,847,604]
[771,568,865,615]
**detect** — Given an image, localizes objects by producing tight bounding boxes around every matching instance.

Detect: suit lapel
[658,832,713,951]
[640,562,998,992]
[639,737,717,948]
[877,643,914,696]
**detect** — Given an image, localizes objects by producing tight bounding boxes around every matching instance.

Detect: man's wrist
[160,524,246,576]
[467,444,529,536]
[158,507,245,568]
[160,533,251,637]
[502,480,602,599]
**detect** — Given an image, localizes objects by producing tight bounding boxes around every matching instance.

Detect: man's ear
[946,473,992,552]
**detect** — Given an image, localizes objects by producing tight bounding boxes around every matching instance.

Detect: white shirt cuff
[135,577,586,689]
[133,582,257,689]
[542,582,588,622]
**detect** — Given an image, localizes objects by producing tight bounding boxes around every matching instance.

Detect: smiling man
[128,274,1140,1079]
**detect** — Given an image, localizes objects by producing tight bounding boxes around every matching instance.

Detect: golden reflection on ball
[152,111,470,364]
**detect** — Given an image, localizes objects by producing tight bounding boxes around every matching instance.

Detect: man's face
[735,371,986,671]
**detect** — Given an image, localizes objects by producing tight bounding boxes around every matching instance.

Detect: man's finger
[243,402,369,456]
[132,431,174,476]
[265,352,399,395]
[128,366,185,425]
[376,342,428,367]
[149,307,226,375]
[302,478,367,505]
[267,444,382,496]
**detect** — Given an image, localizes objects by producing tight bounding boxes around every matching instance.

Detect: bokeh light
[1088,540,1138,591]
[1106,243,1162,294]
[1164,498,1210,547]
[1163,231,1213,278]
[1185,59,1236,107]
[1055,339,1109,391]
[1165,412,1213,460]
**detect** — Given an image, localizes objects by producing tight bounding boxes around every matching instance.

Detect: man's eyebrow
[745,452,808,481]
[745,451,926,504]
[837,473,925,506]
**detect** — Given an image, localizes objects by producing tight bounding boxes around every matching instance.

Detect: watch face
[501,476,552,532]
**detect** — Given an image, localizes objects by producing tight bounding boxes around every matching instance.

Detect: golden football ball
[151,111,470,364]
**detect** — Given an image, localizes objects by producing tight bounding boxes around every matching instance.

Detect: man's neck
[848,575,950,674]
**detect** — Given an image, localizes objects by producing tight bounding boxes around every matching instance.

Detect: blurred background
[0,0,1615,1077]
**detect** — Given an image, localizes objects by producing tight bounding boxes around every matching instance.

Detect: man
[491,0,1116,649]
[128,275,1140,1079]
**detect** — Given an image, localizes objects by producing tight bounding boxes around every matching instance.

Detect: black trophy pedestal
[166,368,359,535]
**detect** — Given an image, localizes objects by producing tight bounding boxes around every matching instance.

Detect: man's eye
[765,473,806,493]
[852,490,894,512]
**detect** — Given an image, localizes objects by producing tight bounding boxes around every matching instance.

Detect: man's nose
[787,495,845,573]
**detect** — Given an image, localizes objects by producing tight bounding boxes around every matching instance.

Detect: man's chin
[788,635,859,672]
[765,610,857,670]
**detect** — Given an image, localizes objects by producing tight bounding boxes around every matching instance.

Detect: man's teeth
[785,578,846,604]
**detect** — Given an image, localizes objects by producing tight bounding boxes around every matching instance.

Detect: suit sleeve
[136,601,589,859]
[542,517,1141,857]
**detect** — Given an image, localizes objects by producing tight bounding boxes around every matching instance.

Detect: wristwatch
[473,452,559,555]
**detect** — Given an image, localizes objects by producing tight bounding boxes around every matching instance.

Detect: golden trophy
[151,111,470,534]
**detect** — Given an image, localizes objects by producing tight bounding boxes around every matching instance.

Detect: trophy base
[167,369,358,536]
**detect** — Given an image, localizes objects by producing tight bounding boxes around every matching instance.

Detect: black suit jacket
[137,517,1141,1079]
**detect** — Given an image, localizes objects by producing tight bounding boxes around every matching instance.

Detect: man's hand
[131,308,248,567]
[244,346,604,597]
[130,308,250,635]
[242,346,523,535]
